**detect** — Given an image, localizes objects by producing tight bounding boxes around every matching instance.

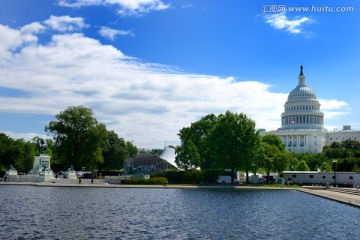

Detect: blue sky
[0,0,359,148]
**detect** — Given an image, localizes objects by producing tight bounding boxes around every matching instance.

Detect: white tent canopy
[160,146,177,168]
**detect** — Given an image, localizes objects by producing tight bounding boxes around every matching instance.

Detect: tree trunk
[245,169,249,184]
[231,168,235,184]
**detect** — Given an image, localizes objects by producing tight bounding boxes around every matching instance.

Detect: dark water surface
[1,186,360,239]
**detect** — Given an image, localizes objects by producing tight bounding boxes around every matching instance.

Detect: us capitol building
[262,66,360,153]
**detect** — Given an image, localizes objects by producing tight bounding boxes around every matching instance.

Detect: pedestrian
[79,178,81,184]
[281,178,285,188]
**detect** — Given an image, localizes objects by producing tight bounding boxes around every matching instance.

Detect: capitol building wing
[263,66,360,153]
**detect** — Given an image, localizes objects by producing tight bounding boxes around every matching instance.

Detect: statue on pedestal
[38,139,48,155]
[6,165,18,176]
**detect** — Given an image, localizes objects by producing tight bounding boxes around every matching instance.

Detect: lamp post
[333,159,337,187]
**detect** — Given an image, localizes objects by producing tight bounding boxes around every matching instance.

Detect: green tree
[102,131,129,170]
[341,140,360,158]
[0,134,35,173]
[175,140,201,171]
[150,149,163,156]
[261,134,285,152]
[208,111,259,183]
[337,157,357,172]
[259,142,278,183]
[126,141,138,158]
[319,161,332,172]
[45,106,107,170]
[295,160,310,171]
[178,114,218,169]
[273,152,290,174]
[13,139,36,173]
[0,133,14,172]
[260,134,287,182]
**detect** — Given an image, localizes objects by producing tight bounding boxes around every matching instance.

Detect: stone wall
[4,175,50,183]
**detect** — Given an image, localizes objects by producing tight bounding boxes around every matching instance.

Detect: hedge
[151,169,226,184]
[121,177,168,185]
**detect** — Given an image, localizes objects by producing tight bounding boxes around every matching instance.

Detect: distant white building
[262,66,360,153]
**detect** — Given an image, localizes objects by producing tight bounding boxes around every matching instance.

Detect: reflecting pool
[1,186,359,239]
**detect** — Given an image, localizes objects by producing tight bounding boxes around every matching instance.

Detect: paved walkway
[299,187,360,208]
[0,182,297,190]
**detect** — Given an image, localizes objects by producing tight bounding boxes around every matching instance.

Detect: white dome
[287,85,317,103]
[279,66,324,130]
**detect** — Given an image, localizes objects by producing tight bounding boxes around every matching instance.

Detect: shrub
[121,177,168,185]
[184,170,203,184]
[151,171,185,183]
[151,169,228,184]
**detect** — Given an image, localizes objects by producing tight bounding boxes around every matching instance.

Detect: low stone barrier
[105,176,121,184]
[4,175,49,183]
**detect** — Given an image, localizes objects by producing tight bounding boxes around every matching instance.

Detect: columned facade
[264,66,327,153]
[263,66,360,153]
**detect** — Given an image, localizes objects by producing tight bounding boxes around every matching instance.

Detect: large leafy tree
[0,134,35,173]
[178,114,217,169]
[273,153,290,174]
[260,134,287,182]
[0,133,14,171]
[14,139,36,173]
[102,130,129,170]
[175,140,201,171]
[45,106,107,170]
[259,142,278,183]
[126,141,138,158]
[261,134,285,152]
[208,111,259,183]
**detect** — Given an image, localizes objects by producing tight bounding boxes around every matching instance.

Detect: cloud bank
[0,16,347,148]
[59,0,170,17]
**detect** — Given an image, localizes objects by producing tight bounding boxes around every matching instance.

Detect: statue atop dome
[300,65,304,75]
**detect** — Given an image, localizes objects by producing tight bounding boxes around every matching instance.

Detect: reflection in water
[1,186,360,239]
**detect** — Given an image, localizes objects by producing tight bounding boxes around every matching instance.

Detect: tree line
[2,107,360,179]
[175,111,360,183]
[0,106,138,174]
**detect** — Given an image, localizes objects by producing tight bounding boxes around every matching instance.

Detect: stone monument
[28,140,54,182]
[6,165,18,176]
[66,165,78,180]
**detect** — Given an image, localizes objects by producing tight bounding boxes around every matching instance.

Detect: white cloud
[0,24,40,58]
[99,26,133,40]
[21,22,45,34]
[3,131,50,142]
[0,21,349,148]
[264,13,312,34]
[320,99,351,122]
[59,0,170,17]
[319,99,349,110]
[44,15,89,32]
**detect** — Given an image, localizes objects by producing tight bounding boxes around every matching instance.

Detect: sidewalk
[299,187,360,208]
